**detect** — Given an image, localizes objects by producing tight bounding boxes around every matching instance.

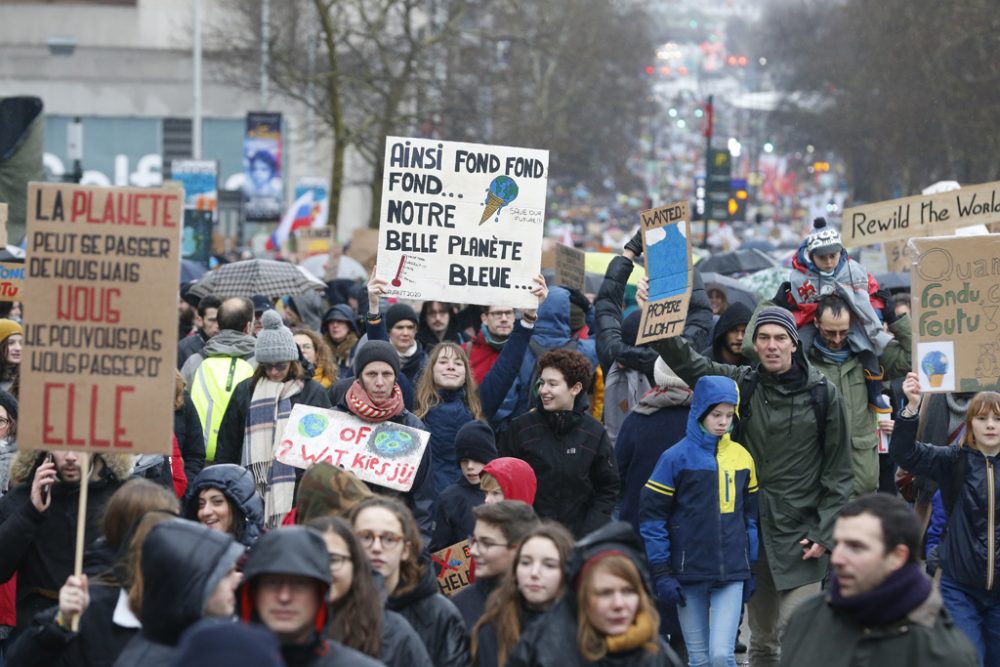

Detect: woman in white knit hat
[215,309,331,526]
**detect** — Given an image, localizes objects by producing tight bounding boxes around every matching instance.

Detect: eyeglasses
[468,535,510,551]
[486,310,515,319]
[261,362,291,372]
[0,418,11,426]
[328,553,351,571]
[356,530,404,549]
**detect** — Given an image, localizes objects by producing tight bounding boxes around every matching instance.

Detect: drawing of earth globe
[374,430,414,456]
[299,413,329,438]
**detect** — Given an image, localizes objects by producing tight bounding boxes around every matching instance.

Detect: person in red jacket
[480,457,537,505]
[466,306,519,383]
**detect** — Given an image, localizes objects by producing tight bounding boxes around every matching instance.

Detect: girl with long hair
[0,320,23,397]
[306,515,431,667]
[348,496,469,666]
[294,327,339,389]
[471,521,575,667]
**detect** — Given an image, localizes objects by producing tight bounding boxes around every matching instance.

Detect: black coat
[453,576,500,632]
[387,559,470,667]
[280,637,384,667]
[174,393,206,481]
[473,604,545,667]
[177,330,207,370]
[214,377,332,466]
[429,477,483,553]
[594,255,660,381]
[381,609,433,667]
[0,455,128,631]
[499,406,619,539]
[6,584,135,667]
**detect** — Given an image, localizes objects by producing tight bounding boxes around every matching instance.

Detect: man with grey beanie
[643,276,852,667]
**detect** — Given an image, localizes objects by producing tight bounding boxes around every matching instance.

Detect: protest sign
[20,183,182,454]
[909,234,1000,393]
[883,239,912,273]
[374,137,549,309]
[297,227,336,257]
[432,539,472,596]
[554,243,585,291]
[843,179,1000,248]
[0,203,7,247]
[0,262,25,302]
[636,202,693,345]
[276,404,430,492]
[347,228,379,272]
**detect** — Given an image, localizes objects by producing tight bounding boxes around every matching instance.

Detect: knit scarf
[632,385,692,416]
[827,561,931,627]
[346,380,405,423]
[330,333,359,367]
[605,609,657,654]
[242,378,303,527]
[813,338,851,365]
[482,327,509,352]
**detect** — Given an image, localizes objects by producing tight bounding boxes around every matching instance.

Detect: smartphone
[41,453,53,504]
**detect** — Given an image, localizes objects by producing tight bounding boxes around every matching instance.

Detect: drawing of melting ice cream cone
[921,350,949,387]
[479,175,519,225]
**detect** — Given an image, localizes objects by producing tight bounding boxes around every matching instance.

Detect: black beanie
[454,421,498,465]
[352,340,401,379]
[385,304,418,331]
[0,390,18,422]
[621,311,642,347]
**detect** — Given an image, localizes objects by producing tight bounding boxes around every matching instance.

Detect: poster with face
[243,112,284,222]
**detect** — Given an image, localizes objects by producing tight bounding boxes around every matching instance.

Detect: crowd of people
[0,216,995,667]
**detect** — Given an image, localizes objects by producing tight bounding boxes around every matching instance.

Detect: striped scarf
[345,380,404,423]
[242,378,303,527]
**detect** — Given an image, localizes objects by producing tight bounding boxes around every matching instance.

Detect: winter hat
[254,310,299,363]
[653,357,686,388]
[0,319,23,346]
[175,620,283,667]
[0,390,18,422]
[251,294,274,315]
[455,421,498,465]
[322,304,359,335]
[294,462,373,524]
[385,303,418,331]
[621,311,642,347]
[754,306,799,345]
[180,281,201,309]
[805,217,843,258]
[352,340,401,379]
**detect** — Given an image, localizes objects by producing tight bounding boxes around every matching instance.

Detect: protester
[0,320,22,397]
[286,462,372,526]
[185,296,258,462]
[321,304,361,377]
[890,372,1000,664]
[0,390,17,495]
[173,619,285,667]
[332,340,435,544]
[172,369,206,483]
[237,526,383,667]
[640,375,758,667]
[306,516,432,667]
[465,304,518,383]
[285,291,326,333]
[779,494,978,666]
[294,327,339,389]
[479,457,537,506]
[470,522,575,667]
[112,519,244,666]
[177,295,222,370]
[648,287,851,667]
[0,450,132,635]
[348,496,469,666]
[507,522,682,667]
[430,420,498,553]
[417,301,466,351]
[499,348,619,538]
[702,303,752,366]
[215,310,331,526]
[381,303,427,383]
[182,464,265,547]
[453,500,539,630]
[6,480,178,667]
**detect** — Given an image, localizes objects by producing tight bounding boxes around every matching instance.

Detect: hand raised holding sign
[367,267,389,315]
[521,274,548,321]
[637,276,649,309]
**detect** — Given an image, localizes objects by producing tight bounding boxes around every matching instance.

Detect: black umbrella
[874,271,911,294]
[697,248,778,276]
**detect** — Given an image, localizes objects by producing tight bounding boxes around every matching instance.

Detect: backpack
[190,356,254,462]
[731,372,830,452]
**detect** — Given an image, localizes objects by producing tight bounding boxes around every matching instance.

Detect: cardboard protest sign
[21,183,182,454]
[883,239,912,273]
[374,137,549,309]
[297,227,336,257]
[636,202,693,344]
[554,243,585,291]
[347,228,379,272]
[0,262,25,302]
[843,179,1000,248]
[909,234,1000,393]
[276,404,430,492]
[432,539,472,596]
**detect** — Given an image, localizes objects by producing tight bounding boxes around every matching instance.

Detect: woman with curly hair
[294,327,339,389]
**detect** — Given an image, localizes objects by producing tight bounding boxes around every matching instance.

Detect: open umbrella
[740,266,787,302]
[180,259,207,284]
[299,254,368,281]
[190,259,325,299]
[874,271,911,294]
[697,248,778,276]
[700,272,758,311]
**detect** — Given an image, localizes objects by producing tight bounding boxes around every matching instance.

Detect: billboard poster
[243,112,284,222]
[171,159,219,220]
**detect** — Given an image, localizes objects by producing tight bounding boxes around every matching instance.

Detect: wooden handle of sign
[70,452,90,633]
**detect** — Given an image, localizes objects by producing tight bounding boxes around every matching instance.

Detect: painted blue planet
[299,413,329,438]
[479,175,519,225]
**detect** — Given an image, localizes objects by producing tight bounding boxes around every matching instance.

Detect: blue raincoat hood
[686,375,739,444]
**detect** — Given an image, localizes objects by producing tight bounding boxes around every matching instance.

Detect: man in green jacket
[653,305,852,667]
[779,493,977,666]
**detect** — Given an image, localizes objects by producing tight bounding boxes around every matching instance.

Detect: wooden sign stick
[70,452,90,632]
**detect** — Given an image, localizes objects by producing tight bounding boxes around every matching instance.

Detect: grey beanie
[754,306,799,344]
[255,310,299,363]
[353,339,401,379]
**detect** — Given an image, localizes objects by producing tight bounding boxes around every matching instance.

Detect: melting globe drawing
[372,428,415,458]
[921,350,949,388]
[478,175,519,225]
[299,413,330,438]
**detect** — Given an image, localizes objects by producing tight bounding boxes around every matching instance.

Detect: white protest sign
[275,404,430,492]
[375,137,548,309]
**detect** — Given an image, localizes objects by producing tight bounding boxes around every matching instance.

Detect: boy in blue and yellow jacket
[640,375,758,667]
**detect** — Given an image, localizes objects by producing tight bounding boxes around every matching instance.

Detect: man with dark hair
[704,302,752,366]
[452,500,539,629]
[499,349,618,538]
[465,305,519,383]
[177,295,223,369]
[779,494,977,666]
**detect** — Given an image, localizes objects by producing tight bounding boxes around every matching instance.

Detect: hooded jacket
[498,397,619,539]
[429,476,483,553]
[0,452,132,630]
[289,292,327,332]
[506,522,683,667]
[180,329,259,387]
[639,376,759,583]
[386,556,470,667]
[702,302,752,364]
[482,457,537,505]
[182,464,266,546]
[113,520,244,667]
[174,393,207,482]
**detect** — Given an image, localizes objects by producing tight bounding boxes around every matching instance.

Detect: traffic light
[728,178,748,221]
